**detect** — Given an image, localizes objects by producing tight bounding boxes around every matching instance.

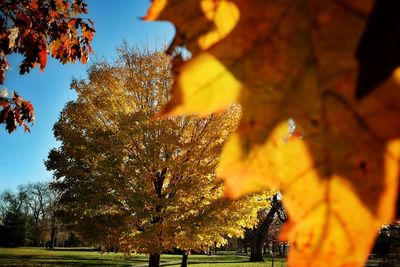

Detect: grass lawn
[0,247,286,266]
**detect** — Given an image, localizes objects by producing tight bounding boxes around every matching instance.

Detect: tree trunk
[50,225,57,248]
[181,252,188,267]
[271,244,275,267]
[249,237,264,262]
[263,243,267,255]
[278,244,284,257]
[149,253,160,267]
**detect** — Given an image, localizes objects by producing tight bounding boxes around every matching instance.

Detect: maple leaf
[146,0,400,266]
[0,0,94,133]
[23,123,30,133]
[355,0,400,99]
[8,27,19,49]
[0,91,34,133]
[1,88,8,97]
[38,50,47,72]
[29,0,39,10]
[0,105,11,123]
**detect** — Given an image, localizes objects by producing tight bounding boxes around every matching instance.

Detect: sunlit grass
[0,247,147,266]
[0,247,286,266]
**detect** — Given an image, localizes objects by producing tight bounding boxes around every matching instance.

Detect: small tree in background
[19,182,56,246]
[0,190,29,246]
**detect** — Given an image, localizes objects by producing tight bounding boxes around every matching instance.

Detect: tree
[19,182,57,246]
[166,191,270,267]
[145,1,400,266]
[372,222,400,262]
[248,194,287,262]
[0,182,59,247]
[0,0,95,133]
[46,43,269,267]
[0,190,30,246]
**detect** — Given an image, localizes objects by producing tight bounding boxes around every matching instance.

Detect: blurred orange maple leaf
[145,1,400,266]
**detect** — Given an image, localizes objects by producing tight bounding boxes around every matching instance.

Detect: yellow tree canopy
[47,43,271,254]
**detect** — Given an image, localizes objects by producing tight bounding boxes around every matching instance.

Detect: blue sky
[0,1,174,192]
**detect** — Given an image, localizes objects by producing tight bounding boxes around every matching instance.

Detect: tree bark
[250,237,264,261]
[50,225,57,248]
[149,253,160,267]
[278,244,284,257]
[181,252,188,267]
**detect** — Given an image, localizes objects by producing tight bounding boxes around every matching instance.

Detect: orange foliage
[0,0,95,133]
[145,1,400,266]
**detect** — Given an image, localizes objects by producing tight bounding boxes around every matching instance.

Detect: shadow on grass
[187,261,250,265]
[0,263,129,266]
[0,253,149,267]
[47,248,97,252]
[0,262,135,267]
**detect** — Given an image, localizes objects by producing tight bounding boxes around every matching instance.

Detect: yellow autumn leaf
[146,0,400,266]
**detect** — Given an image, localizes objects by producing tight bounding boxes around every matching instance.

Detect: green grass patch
[0,247,146,266]
[0,247,286,266]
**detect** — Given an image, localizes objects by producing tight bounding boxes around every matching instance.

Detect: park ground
[0,247,395,266]
[0,247,286,267]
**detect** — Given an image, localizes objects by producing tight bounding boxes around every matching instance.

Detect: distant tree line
[0,181,79,248]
